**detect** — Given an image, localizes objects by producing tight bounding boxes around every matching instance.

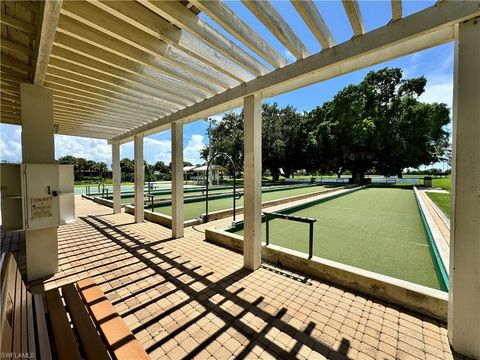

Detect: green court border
[413,188,449,291]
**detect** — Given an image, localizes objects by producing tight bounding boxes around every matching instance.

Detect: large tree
[308,68,450,182]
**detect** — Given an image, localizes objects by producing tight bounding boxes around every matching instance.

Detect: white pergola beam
[48,54,196,106]
[0,38,34,57]
[342,0,365,36]
[92,0,257,81]
[56,15,222,95]
[44,75,171,114]
[391,0,402,22]
[110,1,479,144]
[0,14,36,34]
[242,0,310,60]
[34,0,63,85]
[46,64,188,110]
[291,0,335,49]
[60,2,238,90]
[448,18,480,359]
[138,0,269,76]
[190,0,288,68]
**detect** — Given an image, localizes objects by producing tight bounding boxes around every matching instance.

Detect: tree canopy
[203,68,450,183]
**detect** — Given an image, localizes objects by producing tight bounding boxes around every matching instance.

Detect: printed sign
[31,196,53,219]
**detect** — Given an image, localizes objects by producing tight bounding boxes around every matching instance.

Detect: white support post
[20,83,58,281]
[171,121,184,238]
[134,134,144,223]
[243,93,262,270]
[112,142,121,214]
[448,18,480,359]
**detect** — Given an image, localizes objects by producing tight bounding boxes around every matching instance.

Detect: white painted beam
[291,0,335,49]
[112,143,121,214]
[44,75,171,114]
[0,14,36,34]
[0,38,34,56]
[49,43,204,102]
[91,0,257,81]
[139,0,270,76]
[342,0,365,36]
[171,122,184,238]
[46,65,188,110]
[243,93,262,270]
[190,0,288,68]
[56,16,219,96]
[448,18,480,360]
[110,1,479,144]
[242,0,310,60]
[60,2,238,90]
[34,0,62,85]
[391,0,402,22]
[134,134,144,223]
[48,55,195,106]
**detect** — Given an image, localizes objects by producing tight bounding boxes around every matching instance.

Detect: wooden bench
[0,252,150,360]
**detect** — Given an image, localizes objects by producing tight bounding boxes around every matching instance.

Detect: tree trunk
[352,170,365,184]
[397,172,403,178]
[271,169,280,182]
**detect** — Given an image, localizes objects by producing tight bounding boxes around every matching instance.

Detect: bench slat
[77,278,150,360]
[62,283,110,360]
[33,294,52,360]
[12,268,22,353]
[44,289,82,360]
[21,281,28,352]
[0,253,15,354]
[26,292,36,355]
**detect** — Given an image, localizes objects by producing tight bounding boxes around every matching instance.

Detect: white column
[448,18,480,359]
[20,83,58,281]
[112,142,121,214]
[134,134,144,223]
[171,122,184,238]
[243,93,262,270]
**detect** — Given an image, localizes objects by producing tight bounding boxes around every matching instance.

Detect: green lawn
[432,176,451,191]
[154,185,328,220]
[426,192,451,218]
[233,187,444,290]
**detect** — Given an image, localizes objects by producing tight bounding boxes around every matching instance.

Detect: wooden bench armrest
[77,278,150,360]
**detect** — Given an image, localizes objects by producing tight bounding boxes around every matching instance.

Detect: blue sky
[0,1,453,168]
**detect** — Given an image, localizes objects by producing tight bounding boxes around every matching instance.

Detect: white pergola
[1,1,479,356]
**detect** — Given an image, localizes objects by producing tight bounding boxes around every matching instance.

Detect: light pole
[205,118,213,187]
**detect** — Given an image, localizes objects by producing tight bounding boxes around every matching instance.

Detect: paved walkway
[418,190,450,245]
[2,197,467,359]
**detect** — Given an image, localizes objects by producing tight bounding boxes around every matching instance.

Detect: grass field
[426,192,451,218]
[154,185,329,220]
[232,187,444,290]
[432,176,451,191]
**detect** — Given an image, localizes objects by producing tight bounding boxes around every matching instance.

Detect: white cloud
[184,134,205,165]
[55,135,111,165]
[119,134,205,166]
[419,80,453,109]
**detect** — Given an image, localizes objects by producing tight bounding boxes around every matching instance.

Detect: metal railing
[263,211,318,259]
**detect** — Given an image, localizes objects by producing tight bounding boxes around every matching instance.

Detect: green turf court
[231,187,445,290]
[153,184,329,221]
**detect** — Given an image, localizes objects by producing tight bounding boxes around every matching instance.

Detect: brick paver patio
[1,196,467,360]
